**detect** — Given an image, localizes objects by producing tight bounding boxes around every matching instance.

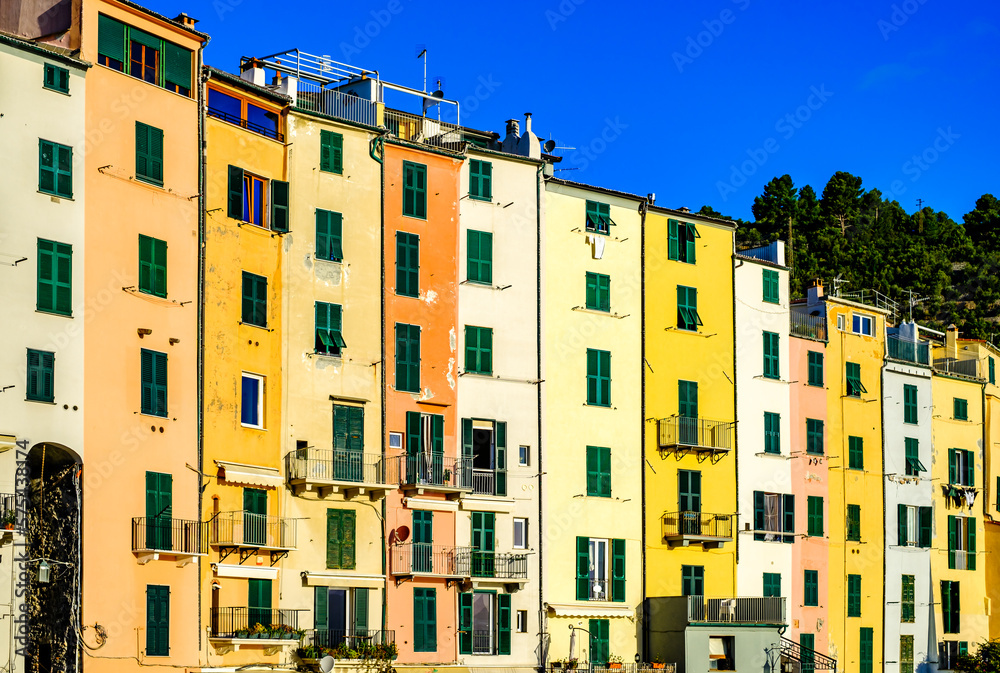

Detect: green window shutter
[469,159,485,200]
[341,509,356,569]
[611,538,626,602]
[241,272,267,327]
[804,570,818,606]
[678,380,698,418]
[918,506,932,548]
[587,348,613,405]
[763,269,779,303]
[38,140,72,198]
[326,509,342,569]
[140,349,167,417]
[316,210,344,262]
[764,412,780,454]
[806,419,824,455]
[98,14,126,62]
[464,325,493,375]
[586,446,600,496]
[138,235,167,298]
[965,449,975,487]
[145,471,172,550]
[458,592,473,654]
[396,232,420,297]
[954,398,968,420]
[270,180,290,232]
[901,575,915,623]
[332,404,349,450]
[846,362,865,396]
[146,585,170,656]
[431,414,444,456]
[941,581,952,632]
[859,628,873,673]
[763,331,779,379]
[991,358,996,385]
[394,325,420,393]
[26,349,55,402]
[949,449,959,484]
[667,219,679,260]
[903,385,918,423]
[807,351,824,386]
[135,122,164,186]
[968,517,977,571]
[163,41,191,91]
[807,496,823,537]
[353,587,368,632]
[495,420,507,496]
[314,587,329,630]
[589,619,609,665]
[413,588,436,652]
[783,494,795,543]
[763,572,781,597]
[44,64,70,94]
[467,230,493,284]
[347,406,364,454]
[753,491,765,539]
[575,536,589,600]
[847,504,860,541]
[497,593,511,654]
[320,130,344,174]
[36,239,72,315]
[403,162,427,219]
[898,504,908,546]
[847,575,861,617]
[848,436,864,470]
[129,27,161,50]
[948,515,957,569]
[684,222,698,262]
[586,272,598,310]
[227,165,244,220]
[586,272,610,311]
[406,411,421,458]
[461,418,474,464]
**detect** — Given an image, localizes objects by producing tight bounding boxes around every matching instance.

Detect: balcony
[933,356,982,379]
[209,511,297,565]
[887,336,930,365]
[1,493,20,537]
[463,550,530,591]
[662,512,733,549]
[471,468,507,497]
[209,607,306,653]
[658,416,734,457]
[790,310,827,341]
[305,628,396,654]
[296,81,379,127]
[390,542,471,583]
[686,596,785,626]
[383,109,464,150]
[395,454,472,499]
[285,449,393,500]
[131,517,206,566]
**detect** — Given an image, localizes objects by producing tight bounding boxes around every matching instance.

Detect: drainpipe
[731,244,739,588]
[196,34,210,659]
[880,364,887,661]
[536,163,545,673]
[370,133,387,632]
[638,196,648,663]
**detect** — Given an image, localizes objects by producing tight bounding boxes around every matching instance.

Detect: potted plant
[607,654,624,669]
[651,655,665,670]
[235,628,250,639]
[552,660,564,669]
[566,657,579,670]
[1,510,15,530]
[249,623,268,639]
[443,468,452,484]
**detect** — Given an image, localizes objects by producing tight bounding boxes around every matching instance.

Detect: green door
[678,380,698,445]
[859,628,873,673]
[413,587,436,652]
[412,510,433,573]
[678,469,701,534]
[589,619,609,665]
[763,573,781,597]
[800,634,815,673]
[333,405,364,481]
[243,488,267,546]
[471,512,495,577]
[248,578,272,630]
[145,471,172,551]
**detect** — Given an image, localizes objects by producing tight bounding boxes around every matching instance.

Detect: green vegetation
[703,172,999,339]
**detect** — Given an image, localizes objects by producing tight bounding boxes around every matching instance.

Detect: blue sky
[151,0,998,221]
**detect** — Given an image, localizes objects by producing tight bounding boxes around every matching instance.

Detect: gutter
[370,132,388,632]
[638,196,648,663]
[535,162,545,673]
[196,31,210,660]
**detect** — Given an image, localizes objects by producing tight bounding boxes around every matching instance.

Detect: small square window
[389,432,403,450]
[519,445,530,466]
[852,313,873,336]
[241,373,264,428]
[43,63,70,94]
[516,610,527,633]
[513,518,528,549]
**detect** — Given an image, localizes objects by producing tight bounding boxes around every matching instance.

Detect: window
[403,161,427,219]
[941,580,961,633]
[469,159,492,201]
[587,272,611,312]
[585,200,613,235]
[207,88,281,139]
[804,570,818,606]
[513,518,527,549]
[899,635,914,673]
[807,496,823,537]
[904,438,925,475]
[848,436,864,470]
[459,591,510,655]
[763,572,781,598]
[678,469,701,513]
[953,397,968,421]
[326,508,356,570]
[806,419,824,455]
[394,323,421,392]
[753,491,794,543]
[846,504,861,541]
[948,449,974,486]
[708,636,734,671]
[241,272,267,327]
[247,576,271,629]
[807,351,824,386]
[947,516,976,570]
[518,445,530,466]
[140,349,167,417]
[314,587,369,638]
[396,232,419,297]
[859,628,873,673]
[464,326,493,375]
[847,575,861,617]
[763,412,780,454]
[901,575,915,623]
[315,210,344,262]
[575,537,625,601]
[586,445,611,497]
[667,219,698,263]
[333,404,364,459]
[589,619,610,666]
[763,331,780,379]
[98,15,192,95]
[413,588,436,652]
[846,362,866,397]
[26,349,55,402]
[467,230,493,284]
[903,384,918,423]
[681,565,704,596]
[470,512,496,577]
[939,641,968,671]
[586,349,611,406]
[677,286,702,331]
[837,314,845,331]
[144,471,172,550]
[897,505,932,548]
[226,166,289,231]
[39,139,72,198]
[37,238,73,316]
[145,585,170,656]
[852,313,873,336]
[763,269,779,303]
[135,122,164,186]
[516,610,527,633]
[241,373,264,428]
[43,63,69,93]
[138,235,167,297]
[315,302,346,356]
[320,130,343,174]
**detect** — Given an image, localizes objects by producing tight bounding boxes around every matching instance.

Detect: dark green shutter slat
[919,506,932,547]
[497,593,511,654]
[576,536,589,600]
[968,518,977,571]
[270,180,289,232]
[495,420,507,496]
[315,587,328,630]
[458,592,472,654]
[227,165,244,220]
[163,41,191,90]
[898,504,908,546]
[98,14,126,62]
[611,538,626,602]
[130,27,161,50]
[783,494,794,543]
[353,587,368,632]
[753,491,765,538]
[327,509,341,569]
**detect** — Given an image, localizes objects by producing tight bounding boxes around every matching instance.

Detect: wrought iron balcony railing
[471,468,506,496]
[209,511,296,550]
[396,454,473,492]
[463,551,529,579]
[790,311,827,341]
[661,512,733,547]
[390,542,472,578]
[286,449,392,498]
[658,416,734,452]
[206,106,284,142]
[933,357,982,379]
[686,596,785,625]
[131,517,206,558]
[887,336,930,365]
[305,628,395,649]
[209,607,306,638]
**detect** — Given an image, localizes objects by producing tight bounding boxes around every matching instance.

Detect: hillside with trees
[701,172,1000,340]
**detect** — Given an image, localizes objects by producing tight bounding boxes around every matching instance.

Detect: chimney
[501,119,520,154]
[172,13,199,27]
[241,58,266,86]
[946,324,959,360]
[807,278,824,308]
[517,112,541,159]
[647,193,656,205]
[524,112,533,135]
[678,207,690,213]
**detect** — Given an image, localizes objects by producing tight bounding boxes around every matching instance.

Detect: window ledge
[664,326,715,337]
[43,86,71,97]
[572,306,629,319]
[25,398,57,405]
[313,256,344,265]
[238,321,273,332]
[241,424,266,431]
[584,403,615,410]
[309,351,344,361]
[755,452,791,460]
[467,195,492,203]
[138,412,170,420]
[754,375,791,384]
[37,190,74,201]
[36,309,73,319]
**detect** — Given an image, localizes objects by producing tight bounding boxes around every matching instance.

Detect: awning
[546,603,633,618]
[709,637,726,659]
[214,563,279,580]
[0,435,16,453]
[304,572,385,589]
[215,460,283,488]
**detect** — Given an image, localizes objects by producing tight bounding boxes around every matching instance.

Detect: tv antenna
[832,274,850,297]
[906,289,928,322]
[916,198,924,210]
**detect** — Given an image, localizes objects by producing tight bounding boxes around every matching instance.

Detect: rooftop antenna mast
[416,47,427,95]
[906,289,927,322]
[832,274,849,297]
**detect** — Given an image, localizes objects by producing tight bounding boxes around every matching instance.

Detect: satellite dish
[543,139,556,153]
[320,656,336,673]
[396,526,410,542]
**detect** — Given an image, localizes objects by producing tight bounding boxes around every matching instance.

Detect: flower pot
[652,664,665,669]
[609,664,623,669]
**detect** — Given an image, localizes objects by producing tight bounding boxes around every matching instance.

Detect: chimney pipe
[946,324,959,360]
[524,112,532,135]
[172,13,198,27]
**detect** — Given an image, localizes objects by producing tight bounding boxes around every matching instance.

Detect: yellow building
[200,67,294,664]
[930,328,989,667]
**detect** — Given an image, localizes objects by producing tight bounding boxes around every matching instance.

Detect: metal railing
[735,242,781,264]
[285,448,388,485]
[305,629,395,648]
[396,454,473,490]
[131,517,206,555]
[836,289,898,317]
[0,493,19,530]
[210,607,306,638]
[686,596,785,625]
[295,82,379,126]
[661,512,733,540]
[658,416,734,451]
[780,636,837,671]
[790,311,827,341]
[584,578,611,601]
[550,666,676,673]
[472,630,494,655]
[887,336,930,365]
[472,468,507,496]
[209,511,296,550]
[206,106,284,142]
[933,357,981,379]
[390,542,471,577]
[464,551,529,579]
[383,109,464,150]
[951,550,973,571]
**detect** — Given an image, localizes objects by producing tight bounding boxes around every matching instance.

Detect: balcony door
[471,512,495,577]
[472,423,495,494]
[472,592,494,654]
[412,510,433,573]
[145,471,172,551]
[588,538,609,600]
[248,578,271,629]
[243,488,267,546]
[333,404,364,482]
[407,412,443,484]
[678,470,701,535]
[678,380,698,445]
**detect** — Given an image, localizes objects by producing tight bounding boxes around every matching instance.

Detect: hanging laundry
[965,488,977,509]
[593,235,606,260]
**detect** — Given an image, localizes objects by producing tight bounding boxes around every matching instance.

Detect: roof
[651,205,737,229]
[0,31,91,70]
[546,176,646,203]
[111,0,209,40]
[204,66,291,104]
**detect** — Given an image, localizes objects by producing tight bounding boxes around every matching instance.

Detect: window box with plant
[2,510,15,530]
[607,653,624,669]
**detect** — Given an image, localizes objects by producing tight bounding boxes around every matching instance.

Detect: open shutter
[968,518,977,571]
[667,219,679,260]
[316,210,330,259]
[611,538,626,602]
[966,450,975,487]
[431,415,444,455]
[948,515,957,569]
[753,491,765,539]
[326,509,341,569]
[497,593,511,655]
[458,592,472,654]
[227,166,244,220]
[576,536,589,600]
[271,180,289,232]
[329,212,344,261]
[314,587,329,631]
[783,494,795,543]
[685,222,697,262]
[941,582,952,632]
[341,510,356,569]
[495,420,507,496]
[919,506,932,548]
[406,411,421,456]
[898,504,908,546]
[353,588,368,632]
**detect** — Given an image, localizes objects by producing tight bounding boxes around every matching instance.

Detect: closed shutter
[495,420,507,496]
[327,509,342,569]
[598,274,610,311]
[163,41,191,91]
[320,131,344,173]
[341,510,356,569]
[146,585,170,656]
[403,162,427,218]
[679,470,700,512]
[396,233,419,297]
[37,239,73,315]
[467,230,492,284]
[611,538,626,602]
[469,159,481,199]
[859,628,873,673]
[98,14,126,62]
[497,593,511,654]
[353,588,368,632]
[968,518,976,571]
[753,491,765,540]
[679,380,698,418]
[589,619,609,665]
[918,506,932,547]
[227,165,244,220]
[898,504,908,546]
[135,122,164,185]
[966,449,975,487]
[413,588,436,652]
[783,494,795,543]
[333,404,349,450]
[586,272,598,310]
[314,587,328,630]
[458,592,473,654]
[270,180,290,232]
[941,581,952,632]
[478,161,492,200]
[763,573,781,597]
[586,349,599,404]
[586,446,600,496]
[139,235,167,297]
[575,536,589,600]
[599,350,611,405]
